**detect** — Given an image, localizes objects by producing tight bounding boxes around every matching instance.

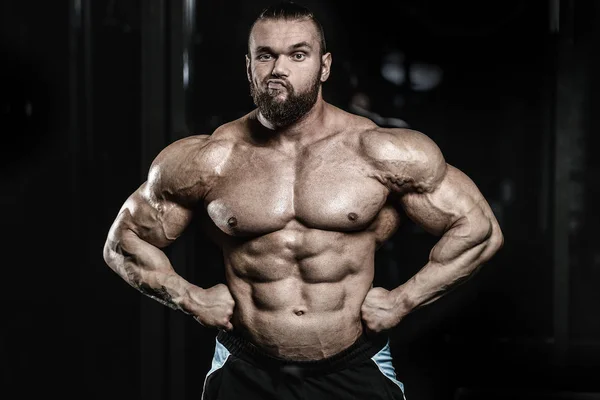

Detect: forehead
[249,19,319,52]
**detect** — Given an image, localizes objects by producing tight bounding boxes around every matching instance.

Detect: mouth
[267,79,287,89]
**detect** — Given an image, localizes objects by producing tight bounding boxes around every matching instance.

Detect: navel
[293,308,307,316]
[227,216,238,227]
[347,212,358,222]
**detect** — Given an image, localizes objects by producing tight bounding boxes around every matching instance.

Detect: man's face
[246,18,331,127]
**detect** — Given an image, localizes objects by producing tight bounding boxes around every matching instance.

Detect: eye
[292,53,306,61]
[257,54,273,61]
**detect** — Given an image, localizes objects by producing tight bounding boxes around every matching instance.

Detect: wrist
[157,273,196,313]
[176,282,207,316]
[391,285,414,319]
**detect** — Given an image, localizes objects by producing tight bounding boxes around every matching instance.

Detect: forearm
[103,227,200,314]
[392,219,503,316]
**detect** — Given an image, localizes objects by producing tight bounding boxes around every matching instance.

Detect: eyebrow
[255,41,313,54]
[290,41,312,50]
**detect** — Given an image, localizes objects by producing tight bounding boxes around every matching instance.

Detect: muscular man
[103,2,503,399]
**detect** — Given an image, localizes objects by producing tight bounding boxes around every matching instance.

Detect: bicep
[112,182,194,249]
[399,164,494,240]
[106,135,220,251]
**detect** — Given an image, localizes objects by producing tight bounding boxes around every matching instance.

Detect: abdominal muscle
[223,228,376,361]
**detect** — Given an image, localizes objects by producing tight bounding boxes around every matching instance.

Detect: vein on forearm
[109,227,183,311]
[403,212,495,310]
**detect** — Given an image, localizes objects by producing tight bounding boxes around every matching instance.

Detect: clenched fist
[360,287,403,334]
[190,283,235,331]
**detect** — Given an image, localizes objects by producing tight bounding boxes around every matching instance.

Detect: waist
[216,329,388,376]
[231,307,366,358]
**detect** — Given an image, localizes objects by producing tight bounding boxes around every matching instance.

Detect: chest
[204,142,389,237]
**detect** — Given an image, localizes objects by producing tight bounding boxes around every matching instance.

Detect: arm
[361,129,504,332]
[103,135,235,330]
[395,163,503,312]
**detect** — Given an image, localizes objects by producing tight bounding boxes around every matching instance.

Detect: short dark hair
[248,1,327,56]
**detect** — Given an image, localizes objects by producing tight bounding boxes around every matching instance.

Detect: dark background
[1,0,599,399]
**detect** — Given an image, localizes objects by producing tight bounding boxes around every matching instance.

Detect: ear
[245,54,251,82]
[320,52,332,82]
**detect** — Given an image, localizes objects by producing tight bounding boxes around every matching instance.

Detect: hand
[190,283,235,331]
[360,287,403,335]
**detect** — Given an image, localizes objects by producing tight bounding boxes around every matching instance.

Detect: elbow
[491,226,504,253]
[103,237,119,272]
[102,231,113,260]
[483,219,504,257]
[473,218,503,256]
[103,228,126,271]
[102,236,144,289]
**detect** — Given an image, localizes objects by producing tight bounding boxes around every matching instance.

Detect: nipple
[347,212,358,221]
[227,216,238,227]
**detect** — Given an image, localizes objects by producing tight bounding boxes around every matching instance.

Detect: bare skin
[103,18,503,361]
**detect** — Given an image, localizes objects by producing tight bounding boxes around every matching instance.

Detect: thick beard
[249,69,321,128]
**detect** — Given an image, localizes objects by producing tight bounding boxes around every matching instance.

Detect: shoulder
[151,133,234,177]
[151,114,253,177]
[146,133,235,202]
[360,128,447,193]
[360,128,442,162]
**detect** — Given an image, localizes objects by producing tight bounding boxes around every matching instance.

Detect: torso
[196,107,403,360]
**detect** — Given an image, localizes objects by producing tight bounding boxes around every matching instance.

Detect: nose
[271,55,289,78]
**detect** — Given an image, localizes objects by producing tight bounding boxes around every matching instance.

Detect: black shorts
[201,330,406,400]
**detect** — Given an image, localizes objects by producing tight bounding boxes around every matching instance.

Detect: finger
[224,321,234,331]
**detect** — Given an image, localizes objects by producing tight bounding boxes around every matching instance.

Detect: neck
[256,96,329,144]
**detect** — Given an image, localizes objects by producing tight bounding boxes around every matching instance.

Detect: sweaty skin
[103,106,502,360]
[204,111,399,359]
[103,17,503,361]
